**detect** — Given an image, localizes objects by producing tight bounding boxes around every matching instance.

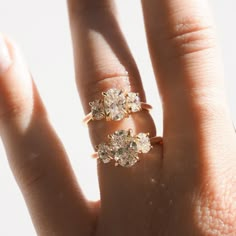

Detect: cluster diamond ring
[92,129,163,167]
[83,88,152,124]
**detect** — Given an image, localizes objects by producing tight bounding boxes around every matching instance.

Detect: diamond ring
[92,130,163,167]
[83,88,152,124]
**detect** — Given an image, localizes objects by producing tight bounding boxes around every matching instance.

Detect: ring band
[92,129,163,167]
[83,88,152,124]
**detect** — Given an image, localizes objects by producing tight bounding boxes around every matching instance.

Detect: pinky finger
[0,35,95,236]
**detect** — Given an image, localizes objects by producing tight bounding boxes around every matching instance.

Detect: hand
[0,0,236,235]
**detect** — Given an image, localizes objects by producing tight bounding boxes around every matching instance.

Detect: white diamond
[110,130,130,146]
[90,100,105,120]
[136,133,151,153]
[110,130,138,167]
[115,150,138,167]
[97,143,112,163]
[103,89,126,121]
[126,92,141,112]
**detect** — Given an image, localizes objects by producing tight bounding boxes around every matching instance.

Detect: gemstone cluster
[89,89,141,121]
[96,130,152,167]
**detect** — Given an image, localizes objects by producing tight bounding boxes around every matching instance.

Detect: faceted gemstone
[97,143,112,163]
[136,133,151,153]
[126,92,141,112]
[97,130,152,167]
[111,130,138,167]
[103,89,126,121]
[90,99,105,120]
[115,150,138,167]
[110,130,130,146]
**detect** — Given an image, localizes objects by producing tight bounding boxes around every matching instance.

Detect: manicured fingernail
[0,35,12,74]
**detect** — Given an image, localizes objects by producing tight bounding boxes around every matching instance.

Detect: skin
[0,0,236,235]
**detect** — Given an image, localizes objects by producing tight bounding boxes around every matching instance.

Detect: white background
[0,1,235,235]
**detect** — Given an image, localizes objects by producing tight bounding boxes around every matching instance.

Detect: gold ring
[83,88,152,124]
[92,129,163,167]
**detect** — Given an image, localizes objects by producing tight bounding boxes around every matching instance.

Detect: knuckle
[0,98,30,124]
[162,16,217,57]
[0,95,46,126]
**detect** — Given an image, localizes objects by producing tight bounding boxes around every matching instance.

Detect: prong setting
[88,88,145,122]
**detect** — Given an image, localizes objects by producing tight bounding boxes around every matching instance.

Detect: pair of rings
[84,88,162,167]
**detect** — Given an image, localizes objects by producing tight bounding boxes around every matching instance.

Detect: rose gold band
[83,102,152,124]
[150,136,163,145]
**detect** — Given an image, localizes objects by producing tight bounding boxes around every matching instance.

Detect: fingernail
[0,35,12,75]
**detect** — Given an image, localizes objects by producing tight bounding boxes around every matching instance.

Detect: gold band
[83,102,152,124]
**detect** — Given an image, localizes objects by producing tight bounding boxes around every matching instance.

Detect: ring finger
[67,0,162,234]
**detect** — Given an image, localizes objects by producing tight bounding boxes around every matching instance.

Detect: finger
[67,0,156,141]
[141,2,236,234]
[0,35,94,235]
[141,0,234,143]
[67,1,163,233]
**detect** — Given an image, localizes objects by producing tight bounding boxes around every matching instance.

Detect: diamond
[97,143,112,163]
[90,100,105,120]
[103,89,126,121]
[115,150,138,167]
[135,133,151,153]
[110,130,138,167]
[126,92,141,112]
[95,130,152,167]
[110,130,130,145]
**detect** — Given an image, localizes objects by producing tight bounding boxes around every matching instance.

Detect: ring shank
[83,102,152,124]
